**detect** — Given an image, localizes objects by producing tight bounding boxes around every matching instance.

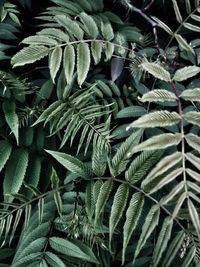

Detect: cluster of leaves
[1,0,200,266]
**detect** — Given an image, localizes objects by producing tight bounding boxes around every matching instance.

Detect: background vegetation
[0,0,200,266]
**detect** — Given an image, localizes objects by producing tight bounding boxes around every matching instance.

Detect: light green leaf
[161,231,185,267]
[180,88,200,101]
[3,149,29,203]
[122,192,144,264]
[79,12,99,38]
[63,45,75,84]
[175,34,195,55]
[152,217,173,267]
[95,180,113,224]
[139,89,177,103]
[49,237,98,263]
[104,42,114,61]
[37,28,69,42]
[45,150,92,178]
[186,168,200,182]
[185,152,200,171]
[55,15,84,40]
[109,184,129,247]
[139,61,171,82]
[183,22,200,32]
[134,205,160,261]
[49,46,62,83]
[0,140,12,172]
[188,199,200,238]
[127,111,180,129]
[77,42,90,87]
[184,111,200,126]
[101,20,114,41]
[22,36,58,46]
[3,100,19,144]
[127,133,181,157]
[185,133,200,152]
[160,181,184,205]
[125,150,163,184]
[172,0,183,23]
[173,66,200,81]
[151,16,173,35]
[180,246,196,267]
[91,41,103,65]
[11,46,49,67]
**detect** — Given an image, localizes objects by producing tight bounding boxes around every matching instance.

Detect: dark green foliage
[0,0,200,266]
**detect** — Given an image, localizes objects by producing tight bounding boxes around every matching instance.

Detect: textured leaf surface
[127,133,181,157]
[0,140,12,172]
[122,192,144,264]
[109,184,129,246]
[3,149,28,203]
[173,66,200,81]
[185,133,200,152]
[139,89,177,103]
[180,88,200,101]
[49,46,62,83]
[44,252,65,267]
[63,44,75,84]
[77,42,90,87]
[184,111,200,126]
[128,111,180,128]
[140,62,171,82]
[175,34,195,55]
[3,101,19,144]
[152,217,173,267]
[11,46,49,67]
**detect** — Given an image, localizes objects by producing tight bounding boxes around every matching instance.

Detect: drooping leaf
[134,205,160,261]
[49,46,62,83]
[63,45,75,85]
[95,180,113,224]
[109,184,129,247]
[77,42,90,87]
[91,41,103,65]
[122,192,144,264]
[152,217,173,267]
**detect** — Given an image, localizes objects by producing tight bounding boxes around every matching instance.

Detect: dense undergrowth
[0,0,200,266]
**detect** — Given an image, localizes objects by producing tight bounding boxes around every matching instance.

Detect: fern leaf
[186,168,200,182]
[184,111,200,126]
[139,89,177,103]
[134,205,160,261]
[160,181,184,205]
[161,231,185,267]
[142,152,182,185]
[55,15,84,40]
[185,152,200,171]
[49,46,62,83]
[22,35,58,46]
[185,133,200,152]
[180,88,200,101]
[127,133,181,157]
[92,145,106,177]
[173,66,200,81]
[45,150,92,178]
[9,209,23,246]
[152,16,173,35]
[11,46,49,67]
[85,182,95,220]
[109,184,129,248]
[3,100,19,144]
[125,150,163,184]
[63,44,75,84]
[127,111,181,129]
[91,41,103,65]
[183,22,200,32]
[111,130,143,176]
[172,0,183,23]
[95,180,113,224]
[188,199,200,238]
[79,12,99,38]
[0,140,12,172]
[139,61,171,82]
[3,149,29,203]
[122,192,144,264]
[152,217,173,267]
[44,252,65,267]
[49,237,98,263]
[37,28,69,42]
[175,34,195,55]
[77,42,90,87]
